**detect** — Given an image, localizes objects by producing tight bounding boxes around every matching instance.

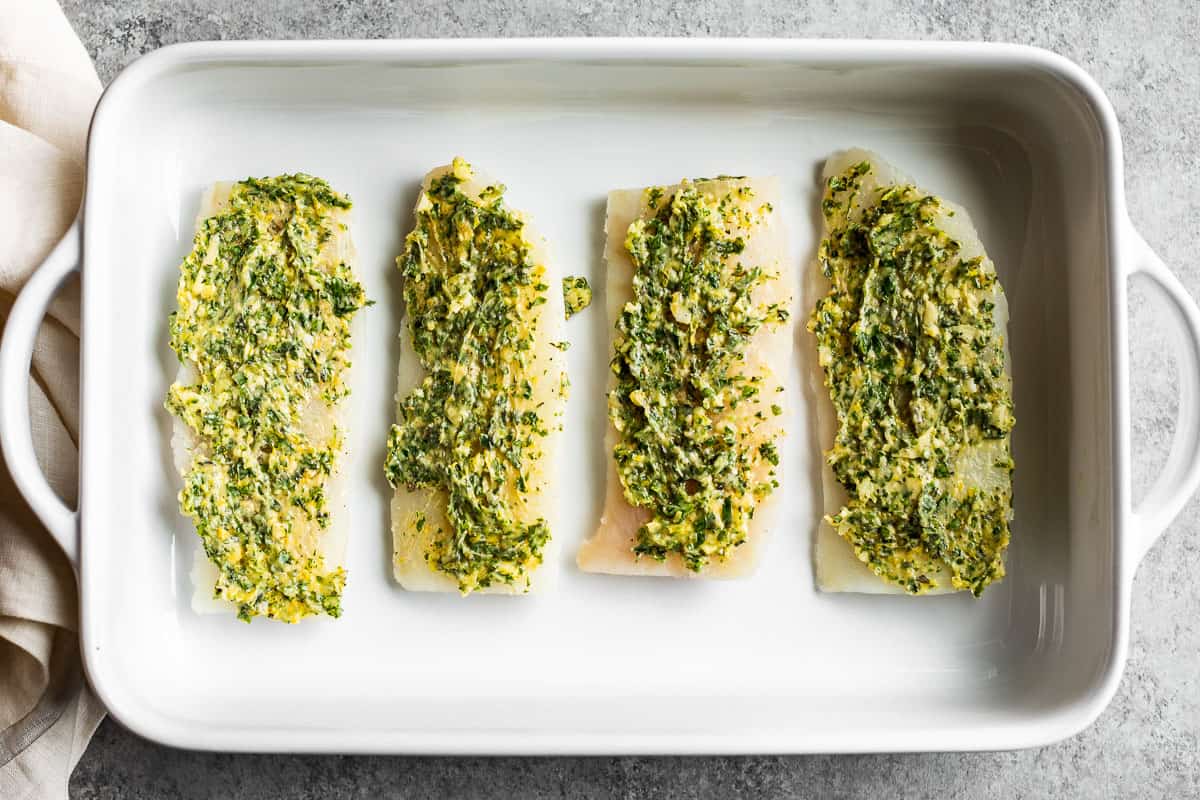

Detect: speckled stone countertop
[60,1,1198,797]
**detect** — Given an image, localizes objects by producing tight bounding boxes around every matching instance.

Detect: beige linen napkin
[0,1,106,797]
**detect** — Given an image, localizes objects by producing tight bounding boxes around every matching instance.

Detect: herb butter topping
[166,175,368,623]
[809,160,1015,596]
[609,180,789,571]
[562,275,592,318]
[385,158,557,593]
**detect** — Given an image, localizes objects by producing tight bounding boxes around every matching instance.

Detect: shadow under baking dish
[78,45,1118,752]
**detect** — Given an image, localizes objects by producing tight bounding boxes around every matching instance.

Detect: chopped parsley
[563,275,592,318]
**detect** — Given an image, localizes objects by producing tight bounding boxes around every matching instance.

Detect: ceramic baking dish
[3,39,1198,754]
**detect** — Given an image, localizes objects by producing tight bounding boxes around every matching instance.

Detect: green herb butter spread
[563,275,592,318]
[809,158,1015,596]
[609,180,790,571]
[166,175,368,623]
[385,158,560,594]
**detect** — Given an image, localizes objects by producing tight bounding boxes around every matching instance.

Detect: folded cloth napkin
[0,1,107,797]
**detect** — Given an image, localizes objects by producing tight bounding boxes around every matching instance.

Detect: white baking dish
[2,39,1198,754]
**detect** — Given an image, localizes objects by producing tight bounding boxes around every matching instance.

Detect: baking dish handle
[1125,223,1200,564]
[0,217,82,568]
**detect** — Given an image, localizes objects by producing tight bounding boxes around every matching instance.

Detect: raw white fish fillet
[812,149,1013,594]
[171,182,356,614]
[577,177,795,578]
[390,164,567,593]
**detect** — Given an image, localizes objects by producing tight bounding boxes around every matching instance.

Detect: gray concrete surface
[59,1,1199,797]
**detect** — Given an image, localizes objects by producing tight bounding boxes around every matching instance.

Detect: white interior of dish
[78,45,1119,752]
